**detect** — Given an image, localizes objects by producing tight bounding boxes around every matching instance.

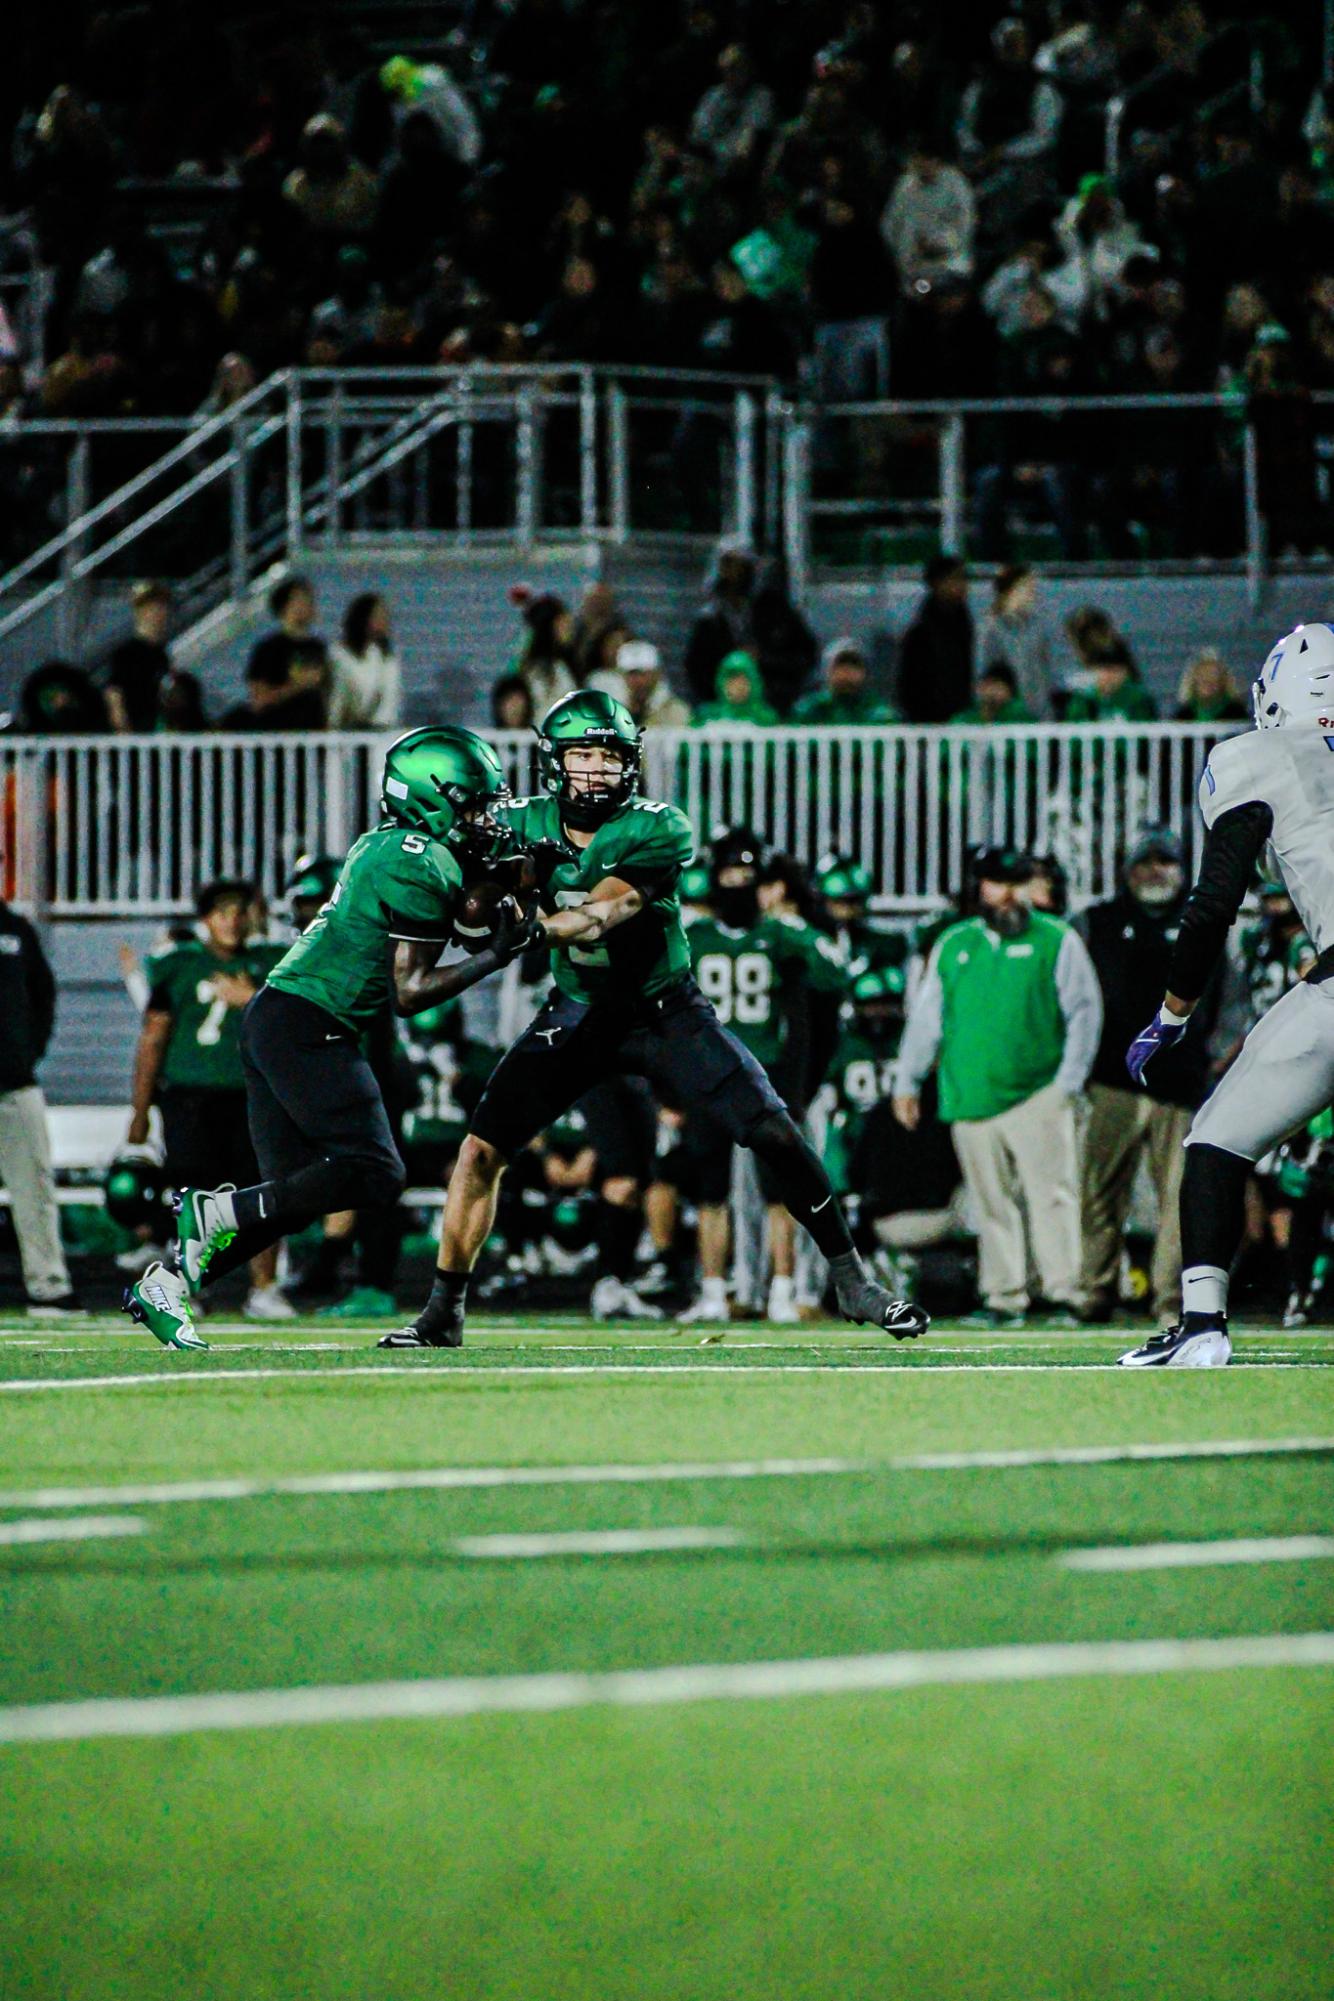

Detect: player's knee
[354,1152,406,1209]
[459,1132,507,1185]
[601,1176,640,1208]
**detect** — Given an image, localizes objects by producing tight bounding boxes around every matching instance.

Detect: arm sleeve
[783,922,848,994]
[1167,802,1274,1004]
[895,948,945,1093]
[1053,928,1103,1094]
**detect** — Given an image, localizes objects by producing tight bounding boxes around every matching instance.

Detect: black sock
[1179,1143,1250,1278]
[203,1161,391,1289]
[357,1206,402,1294]
[416,1269,468,1338]
[746,1112,855,1260]
[597,1199,641,1281]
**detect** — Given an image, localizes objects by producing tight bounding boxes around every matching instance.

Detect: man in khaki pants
[0,897,79,1314]
[893,848,1102,1325]
[1076,828,1222,1326]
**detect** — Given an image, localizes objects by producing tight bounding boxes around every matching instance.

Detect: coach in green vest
[892,847,1102,1325]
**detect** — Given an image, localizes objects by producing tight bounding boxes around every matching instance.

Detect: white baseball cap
[617,641,660,674]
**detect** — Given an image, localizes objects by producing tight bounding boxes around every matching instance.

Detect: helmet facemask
[544,732,640,829]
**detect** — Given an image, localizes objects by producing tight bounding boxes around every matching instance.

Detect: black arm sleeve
[1167,801,1274,1004]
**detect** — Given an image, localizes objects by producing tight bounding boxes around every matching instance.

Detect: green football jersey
[687,911,846,1066]
[499,793,694,1005]
[146,938,288,1090]
[268,824,464,1031]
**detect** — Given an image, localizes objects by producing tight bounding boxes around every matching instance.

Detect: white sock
[211,1187,238,1232]
[701,1275,726,1307]
[1181,1265,1229,1320]
[768,1275,795,1312]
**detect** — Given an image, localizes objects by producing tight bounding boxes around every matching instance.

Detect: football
[452,880,513,954]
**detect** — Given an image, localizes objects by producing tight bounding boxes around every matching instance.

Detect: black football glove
[492,896,543,964]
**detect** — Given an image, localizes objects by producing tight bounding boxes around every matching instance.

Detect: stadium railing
[0,721,1245,921]
[3,367,1322,667]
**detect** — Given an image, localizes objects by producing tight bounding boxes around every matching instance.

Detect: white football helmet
[1252,623,1334,729]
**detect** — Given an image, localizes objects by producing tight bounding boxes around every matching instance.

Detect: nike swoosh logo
[325,1033,342,1042]
[810,1195,832,1215]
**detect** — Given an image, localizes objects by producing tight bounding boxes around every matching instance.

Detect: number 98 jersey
[687,911,846,1067]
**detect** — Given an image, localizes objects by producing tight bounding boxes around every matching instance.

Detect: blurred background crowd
[1,0,1330,415]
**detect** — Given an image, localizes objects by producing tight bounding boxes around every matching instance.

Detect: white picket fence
[0,723,1242,918]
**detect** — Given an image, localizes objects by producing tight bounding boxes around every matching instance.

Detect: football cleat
[590,1275,664,1322]
[677,1291,730,1324]
[1119,1319,1231,1368]
[175,1185,238,1294]
[766,1279,801,1324]
[123,1262,209,1351]
[376,1322,462,1350]
[833,1262,929,1339]
[244,1285,297,1322]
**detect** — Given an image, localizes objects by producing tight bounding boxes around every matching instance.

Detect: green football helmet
[380,725,511,857]
[284,852,341,927]
[104,1154,170,1232]
[817,854,873,906]
[537,689,642,829]
[852,964,906,1039]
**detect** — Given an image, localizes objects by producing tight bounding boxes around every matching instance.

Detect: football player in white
[1121,623,1334,1365]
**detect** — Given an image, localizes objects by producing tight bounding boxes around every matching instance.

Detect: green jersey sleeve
[769,914,847,992]
[594,801,694,896]
[376,840,465,943]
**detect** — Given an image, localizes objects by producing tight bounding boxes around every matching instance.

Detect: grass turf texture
[2,1318,1332,2000]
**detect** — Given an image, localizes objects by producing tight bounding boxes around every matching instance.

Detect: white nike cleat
[174,1185,238,1294]
[123,1262,208,1351]
[1118,1320,1232,1368]
[590,1275,664,1321]
[244,1284,297,1322]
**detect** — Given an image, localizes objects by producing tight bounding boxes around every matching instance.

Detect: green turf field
[2,1315,1332,2001]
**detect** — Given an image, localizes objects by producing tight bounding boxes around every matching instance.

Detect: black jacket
[896,600,974,723]
[1079,890,1219,1110]
[0,903,56,1093]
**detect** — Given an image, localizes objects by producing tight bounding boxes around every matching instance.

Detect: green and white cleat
[123,1262,209,1351]
[174,1185,237,1294]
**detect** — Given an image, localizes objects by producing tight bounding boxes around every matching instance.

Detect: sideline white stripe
[2,1632,1330,1746]
[453,1527,744,1559]
[0,1515,145,1547]
[1062,1535,1334,1573]
[2,1435,1329,1514]
[8,1359,1332,1393]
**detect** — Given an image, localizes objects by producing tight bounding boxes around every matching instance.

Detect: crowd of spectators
[0,1,1326,450]
[6,543,1252,737]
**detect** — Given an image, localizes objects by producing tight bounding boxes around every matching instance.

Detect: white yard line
[2,1435,1330,1514]
[1,1631,1330,1746]
[452,1527,745,1559]
[1061,1535,1334,1573]
[14,1360,1334,1394]
[0,1515,145,1547]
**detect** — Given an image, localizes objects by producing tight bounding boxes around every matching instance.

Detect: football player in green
[384,689,929,1348]
[122,726,537,1350]
[825,964,907,1197]
[682,827,848,1324]
[126,878,291,1321]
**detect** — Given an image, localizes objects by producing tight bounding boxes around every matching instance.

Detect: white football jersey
[1201,729,1334,953]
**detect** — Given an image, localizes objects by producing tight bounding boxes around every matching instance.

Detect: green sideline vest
[932,913,1069,1123]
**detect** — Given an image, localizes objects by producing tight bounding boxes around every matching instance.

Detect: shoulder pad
[1200,731,1267,828]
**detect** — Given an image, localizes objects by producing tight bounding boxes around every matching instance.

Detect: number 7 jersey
[499,793,695,1004]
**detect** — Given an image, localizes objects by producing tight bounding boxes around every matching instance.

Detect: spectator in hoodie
[691,650,780,727]
[896,556,975,723]
[104,580,174,734]
[880,139,977,289]
[683,543,760,705]
[951,661,1033,725]
[977,564,1055,716]
[282,117,379,242]
[792,638,896,724]
[619,641,692,731]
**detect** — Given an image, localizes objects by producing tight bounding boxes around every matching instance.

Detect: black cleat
[376,1318,463,1351]
[1119,1319,1230,1368]
[834,1265,930,1339]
